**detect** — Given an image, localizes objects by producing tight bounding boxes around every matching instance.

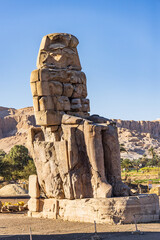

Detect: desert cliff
[0,106,160,159]
[115,119,160,159]
[0,106,36,152]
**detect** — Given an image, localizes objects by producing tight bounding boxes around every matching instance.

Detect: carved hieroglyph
[29,33,130,199]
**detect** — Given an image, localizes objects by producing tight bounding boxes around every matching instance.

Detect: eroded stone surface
[30,33,90,126]
[28,114,130,199]
[28,194,159,224]
[29,33,130,200]
[28,198,39,212]
[29,175,40,199]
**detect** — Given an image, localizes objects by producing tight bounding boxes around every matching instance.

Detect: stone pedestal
[28,193,159,224]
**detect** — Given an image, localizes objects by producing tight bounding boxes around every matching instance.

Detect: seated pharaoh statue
[29,33,131,199]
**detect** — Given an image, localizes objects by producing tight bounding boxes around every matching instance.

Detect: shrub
[0,145,36,180]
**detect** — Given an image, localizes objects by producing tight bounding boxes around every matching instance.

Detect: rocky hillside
[0,107,36,152]
[0,106,160,159]
[115,119,160,159]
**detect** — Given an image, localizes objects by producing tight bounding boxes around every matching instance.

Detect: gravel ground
[0,213,160,240]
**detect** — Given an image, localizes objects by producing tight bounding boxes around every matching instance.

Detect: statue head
[37,33,81,70]
[31,33,90,126]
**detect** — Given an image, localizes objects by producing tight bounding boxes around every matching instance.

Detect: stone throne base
[28,176,159,224]
[28,195,159,224]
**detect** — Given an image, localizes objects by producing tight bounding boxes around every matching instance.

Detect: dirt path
[0,213,160,240]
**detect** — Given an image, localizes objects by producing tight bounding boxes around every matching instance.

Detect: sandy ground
[0,213,160,240]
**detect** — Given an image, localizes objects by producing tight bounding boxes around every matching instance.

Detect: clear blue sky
[0,0,160,121]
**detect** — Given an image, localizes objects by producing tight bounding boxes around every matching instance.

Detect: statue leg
[84,121,112,198]
[102,125,130,196]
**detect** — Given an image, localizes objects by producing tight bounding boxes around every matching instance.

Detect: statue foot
[112,181,131,197]
[97,182,112,198]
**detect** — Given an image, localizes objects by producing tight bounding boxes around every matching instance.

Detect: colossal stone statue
[29,33,130,199]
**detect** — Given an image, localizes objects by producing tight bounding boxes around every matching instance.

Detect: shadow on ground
[1,232,160,240]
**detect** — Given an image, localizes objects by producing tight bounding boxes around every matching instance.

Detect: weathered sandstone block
[39,96,53,111]
[32,97,39,112]
[53,96,70,111]
[28,198,39,212]
[28,195,159,224]
[57,194,159,224]
[30,82,38,96]
[29,175,40,198]
[30,69,39,83]
[66,111,90,118]
[30,34,90,126]
[81,99,90,112]
[37,81,49,96]
[63,83,74,97]
[72,84,87,98]
[71,98,82,111]
[49,81,63,96]
[34,110,62,126]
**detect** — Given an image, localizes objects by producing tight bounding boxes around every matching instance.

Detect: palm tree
[148,147,156,159]
[120,144,127,153]
[133,159,140,172]
[121,158,132,171]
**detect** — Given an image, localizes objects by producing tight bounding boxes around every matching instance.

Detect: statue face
[37,34,81,70]
[38,47,80,70]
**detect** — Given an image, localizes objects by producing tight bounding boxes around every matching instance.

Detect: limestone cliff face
[0,106,36,152]
[114,119,160,159]
[115,119,160,138]
[0,105,160,159]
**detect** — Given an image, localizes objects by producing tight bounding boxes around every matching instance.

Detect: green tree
[147,147,160,167]
[0,145,36,180]
[121,158,132,171]
[141,154,148,167]
[0,149,6,159]
[148,147,156,159]
[21,159,36,179]
[6,145,29,170]
[120,144,127,153]
[0,150,8,178]
[132,159,140,172]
